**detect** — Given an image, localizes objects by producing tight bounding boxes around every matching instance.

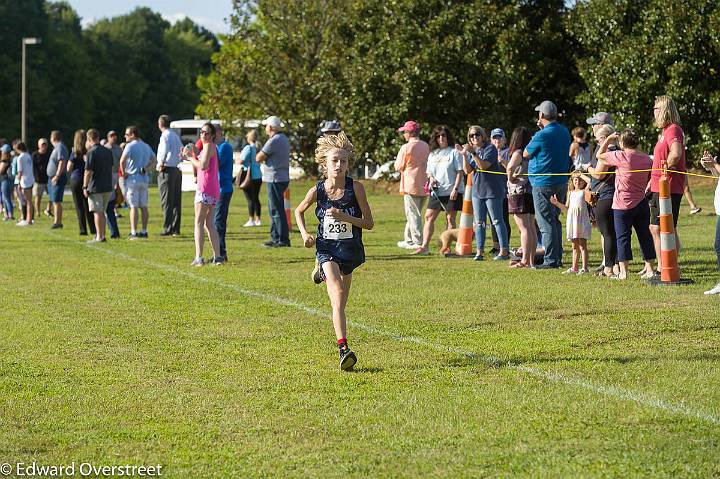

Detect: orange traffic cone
[452,174,475,257]
[284,188,293,231]
[649,162,692,285]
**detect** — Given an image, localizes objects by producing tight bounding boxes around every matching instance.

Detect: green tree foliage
[85,7,218,146]
[0,2,217,149]
[567,0,720,161]
[0,0,46,141]
[199,0,579,170]
[198,0,349,173]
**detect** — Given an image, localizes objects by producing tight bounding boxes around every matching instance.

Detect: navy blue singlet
[315,176,365,270]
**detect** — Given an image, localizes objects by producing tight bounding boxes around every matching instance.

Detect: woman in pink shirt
[597,129,656,280]
[185,122,222,266]
[649,95,686,268]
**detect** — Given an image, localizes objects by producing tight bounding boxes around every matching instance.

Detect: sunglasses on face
[469,133,480,138]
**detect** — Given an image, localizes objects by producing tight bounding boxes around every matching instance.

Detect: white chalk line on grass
[74,240,720,426]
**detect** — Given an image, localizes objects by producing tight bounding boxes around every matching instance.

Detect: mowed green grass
[1,178,719,478]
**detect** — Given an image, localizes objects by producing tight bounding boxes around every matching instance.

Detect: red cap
[398,120,420,132]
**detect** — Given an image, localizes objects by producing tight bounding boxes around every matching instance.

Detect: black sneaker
[50,223,63,229]
[339,348,357,371]
[311,260,323,284]
[262,240,276,248]
[138,232,148,238]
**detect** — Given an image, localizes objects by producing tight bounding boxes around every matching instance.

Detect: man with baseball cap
[394,120,430,249]
[319,120,341,136]
[524,100,571,268]
[257,115,291,247]
[489,128,512,253]
[586,112,614,127]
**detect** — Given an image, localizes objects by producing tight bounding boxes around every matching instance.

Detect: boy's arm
[294,186,318,247]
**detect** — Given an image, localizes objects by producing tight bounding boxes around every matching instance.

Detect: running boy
[295,132,374,371]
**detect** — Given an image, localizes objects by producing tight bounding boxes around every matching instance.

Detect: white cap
[261,116,282,129]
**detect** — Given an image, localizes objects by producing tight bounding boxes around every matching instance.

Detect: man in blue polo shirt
[524,100,572,268]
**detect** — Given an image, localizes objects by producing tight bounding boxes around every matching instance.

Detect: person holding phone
[413,125,464,255]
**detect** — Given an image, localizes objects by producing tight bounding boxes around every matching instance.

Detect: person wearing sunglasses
[119,126,156,239]
[184,122,222,265]
[461,126,509,261]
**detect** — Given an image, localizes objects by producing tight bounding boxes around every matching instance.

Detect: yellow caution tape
[473,167,719,179]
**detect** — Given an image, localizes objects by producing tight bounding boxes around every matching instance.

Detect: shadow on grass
[348,366,384,374]
[368,254,438,261]
[445,350,720,370]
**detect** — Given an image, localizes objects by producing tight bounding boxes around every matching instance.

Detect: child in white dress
[551,173,592,274]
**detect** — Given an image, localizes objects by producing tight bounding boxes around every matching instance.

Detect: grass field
[1,178,719,478]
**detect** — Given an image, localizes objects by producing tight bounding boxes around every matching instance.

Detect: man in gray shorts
[83,129,114,243]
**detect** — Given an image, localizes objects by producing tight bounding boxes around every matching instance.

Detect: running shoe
[243,219,255,227]
[191,257,204,267]
[690,207,702,215]
[493,254,510,261]
[210,256,225,266]
[339,348,357,371]
[254,219,262,226]
[311,260,323,284]
[640,270,659,280]
[16,220,29,226]
[561,267,579,275]
[704,283,720,295]
[473,254,484,261]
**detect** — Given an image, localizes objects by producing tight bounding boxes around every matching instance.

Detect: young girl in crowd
[569,127,593,172]
[184,122,222,266]
[295,131,374,371]
[551,172,592,274]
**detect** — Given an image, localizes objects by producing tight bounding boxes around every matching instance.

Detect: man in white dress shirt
[156,114,183,236]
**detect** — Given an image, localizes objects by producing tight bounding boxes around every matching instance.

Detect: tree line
[0,0,219,149]
[198,0,720,173]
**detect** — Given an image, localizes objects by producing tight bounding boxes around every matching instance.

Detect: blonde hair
[246,129,257,144]
[570,171,589,190]
[73,129,86,156]
[315,131,355,167]
[654,95,681,129]
[594,124,616,141]
[467,125,488,143]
